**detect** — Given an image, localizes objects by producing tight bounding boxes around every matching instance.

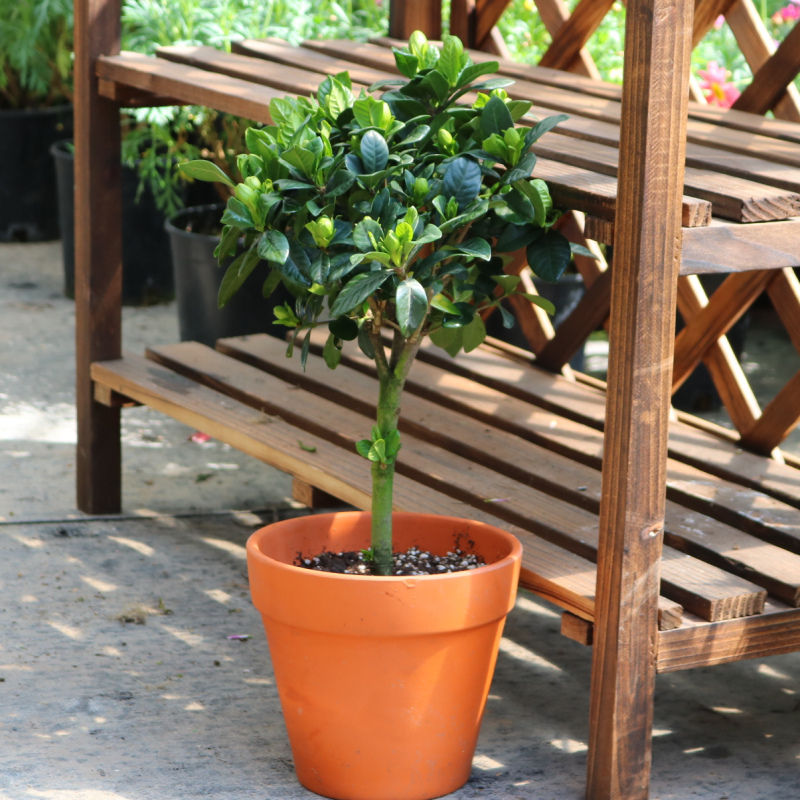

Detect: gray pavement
[1,242,799,800]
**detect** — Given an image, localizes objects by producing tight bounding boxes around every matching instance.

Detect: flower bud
[234,184,258,213]
[437,128,454,149]
[412,177,429,203]
[245,176,262,191]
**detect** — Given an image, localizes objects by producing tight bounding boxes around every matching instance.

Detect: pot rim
[165,203,227,241]
[246,510,522,585]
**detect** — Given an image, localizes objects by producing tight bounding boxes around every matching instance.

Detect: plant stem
[370,337,421,575]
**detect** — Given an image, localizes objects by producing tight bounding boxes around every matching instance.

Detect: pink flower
[773,3,800,22]
[714,14,725,29]
[697,61,741,108]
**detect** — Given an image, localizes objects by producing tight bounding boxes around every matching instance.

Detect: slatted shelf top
[95,38,800,271]
[90,334,800,670]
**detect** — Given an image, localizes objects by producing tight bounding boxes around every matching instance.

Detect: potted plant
[0,0,73,242]
[181,31,583,800]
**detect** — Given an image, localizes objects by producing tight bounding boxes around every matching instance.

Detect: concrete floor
[1,242,799,800]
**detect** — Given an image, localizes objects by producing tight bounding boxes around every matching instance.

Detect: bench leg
[389,0,441,39]
[584,0,693,794]
[74,0,123,514]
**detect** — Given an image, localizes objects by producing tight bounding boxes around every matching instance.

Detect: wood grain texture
[768,268,800,354]
[388,0,441,39]
[538,0,615,71]
[562,611,594,644]
[733,20,800,116]
[531,132,800,221]
[74,0,123,514]
[676,275,761,434]
[585,0,694,792]
[528,0,601,78]
[292,479,349,509]
[150,340,763,622]
[155,45,354,94]
[672,270,777,390]
[657,602,800,671]
[535,268,613,371]
[740,370,800,454]
[726,0,800,123]
[96,52,281,124]
[474,0,512,46]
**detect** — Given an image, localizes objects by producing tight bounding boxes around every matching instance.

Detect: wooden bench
[74,1,800,798]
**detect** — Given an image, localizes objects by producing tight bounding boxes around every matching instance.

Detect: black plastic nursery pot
[0,104,73,242]
[51,140,216,304]
[166,204,294,347]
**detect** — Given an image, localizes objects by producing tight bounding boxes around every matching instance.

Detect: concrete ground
[1,242,799,800]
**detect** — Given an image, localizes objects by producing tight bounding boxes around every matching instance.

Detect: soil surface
[297,544,486,575]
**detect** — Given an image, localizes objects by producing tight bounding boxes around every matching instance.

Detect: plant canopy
[180,30,590,575]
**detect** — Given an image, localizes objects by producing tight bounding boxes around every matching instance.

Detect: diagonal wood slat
[538,0,615,71]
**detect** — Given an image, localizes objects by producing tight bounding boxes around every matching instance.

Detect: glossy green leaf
[520,293,556,314]
[178,160,235,187]
[355,439,373,458]
[461,314,486,353]
[262,268,282,298]
[495,223,543,253]
[526,229,572,283]
[323,333,341,369]
[360,130,389,173]
[218,245,259,308]
[570,242,600,259]
[480,95,514,139]
[257,230,290,264]
[429,325,462,358]
[215,224,239,266]
[329,315,359,341]
[395,278,427,336]
[430,293,460,314]
[442,156,481,209]
[393,48,419,79]
[221,197,254,229]
[330,270,392,316]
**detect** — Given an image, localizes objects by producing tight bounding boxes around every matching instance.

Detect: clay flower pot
[246,511,522,800]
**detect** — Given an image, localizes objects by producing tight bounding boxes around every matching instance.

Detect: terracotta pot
[246,511,522,800]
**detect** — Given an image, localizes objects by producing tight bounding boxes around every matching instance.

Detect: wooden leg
[74,0,123,514]
[292,479,349,509]
[388,0,442,39]
[586,0,693,796]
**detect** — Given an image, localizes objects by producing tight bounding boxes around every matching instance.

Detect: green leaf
[456,61,499,90]
[215,225,239,266]
[523,114,569,150]
[419,69,450,102]
[356,439,373,458]
[480,95,514,139]
[353,218,384,253]
[329,316,359,341]
[298,440,317,453]
[414,223,443,246]
[570,242,600,259]
[429,326,463,358]
[506,188,536,223]
[495,223,543,253]
[360,130,389,173]
[462,314,487,353]
[368,439,387,463]
[218,245,260,308]
[393,48,419,79]
[430,293,460,314]
[395,278,428,336]
[274,179,315,191]
[330,270,392,317]
[178,160,235,188]
[262,268,283,298]
[326,169,356,197]
[448,237,492,261]
[442,157,482,209]
[514,179,552,227]
[323,333,341,369]
[358,324,376,359]
[300,331,311,371]
[527,229,572,283]
[221,197,255,229]
[438,37,463,86]
[520,293,556,314]
[257,230,290,265]
[504,152,538,183]
[493,274,521,293]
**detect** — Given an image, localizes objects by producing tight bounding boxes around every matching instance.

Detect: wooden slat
[474,0,513,46]
[75,0,123,514]
[680,219,800,273]
[370,32,800,144]
[692,0,740,47]
[292,479,349,509]
[91,353,603,621]
[657,602,800,671]
[768,267,800,353]
[155,45,358,94]
[562,611,594,644]
[534,159,710,226]
[151,341,758,622]
[304,39,800,168]
[531,133,800,222]
[733,21,800,117]
[672,270,778,390]
[538,0,615,72]
[96,52,280,124]
[96,78,182,106]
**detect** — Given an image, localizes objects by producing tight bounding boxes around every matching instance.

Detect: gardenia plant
[181,31,585,575]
